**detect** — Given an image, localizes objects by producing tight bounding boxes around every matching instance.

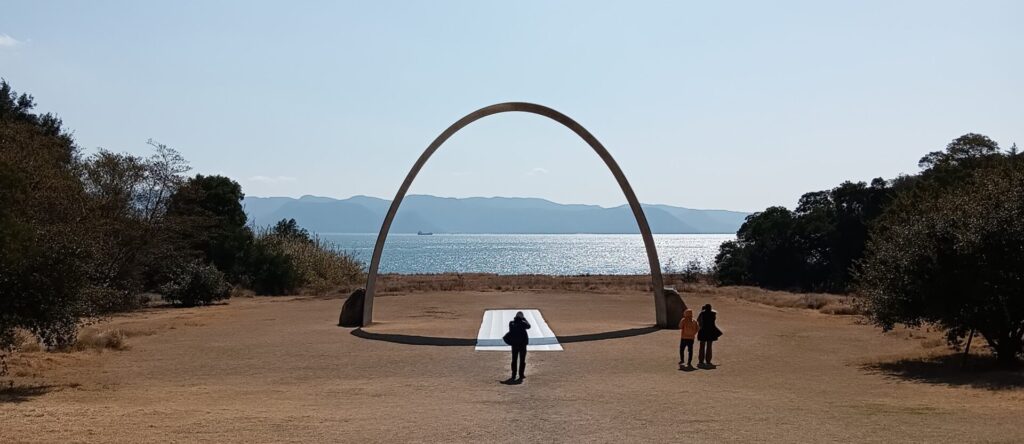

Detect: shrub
[243,239,302,295]
[73,328,129,351]
[243,225,364,295]
[159,260,231,306]
[11,329,42,353]
[679,259,705,284]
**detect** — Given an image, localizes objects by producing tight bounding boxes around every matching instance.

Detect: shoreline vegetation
[711,133,1024,367]
[0,80,365,372]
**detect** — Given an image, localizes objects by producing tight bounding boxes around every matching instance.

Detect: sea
[318,233,734,275]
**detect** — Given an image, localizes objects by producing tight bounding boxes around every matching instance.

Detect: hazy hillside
[243,195,749,234]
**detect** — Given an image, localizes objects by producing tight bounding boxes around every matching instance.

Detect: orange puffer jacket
[679,309,699,340]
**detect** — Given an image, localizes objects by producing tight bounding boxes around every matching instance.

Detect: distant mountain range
[242,195,749,234]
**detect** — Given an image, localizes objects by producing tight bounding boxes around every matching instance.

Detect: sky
[1,1,1021,212]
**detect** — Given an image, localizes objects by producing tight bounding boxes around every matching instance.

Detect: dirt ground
[3,289,1023,443]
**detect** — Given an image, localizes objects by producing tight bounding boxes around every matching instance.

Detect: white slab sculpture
[475,309,563,351]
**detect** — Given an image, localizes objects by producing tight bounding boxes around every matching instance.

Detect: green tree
[729,206,803,289]
[272,218,311,242]
[1,80,92,357]
[918,133,1001,170]
[858,157,1024,367]
[712,240,749,285]
[167,175,253,279]
[79,144,191,310]
[824,179,892,291]
[792,191,838,290]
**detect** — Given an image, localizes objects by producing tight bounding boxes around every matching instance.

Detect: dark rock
[664,288,687,329]
[338,288,366,327]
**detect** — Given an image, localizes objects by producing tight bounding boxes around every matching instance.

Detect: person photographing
[504,311,531,383]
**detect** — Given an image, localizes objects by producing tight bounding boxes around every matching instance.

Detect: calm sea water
[319,233,734,275]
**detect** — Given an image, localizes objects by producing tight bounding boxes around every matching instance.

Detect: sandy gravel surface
[3,290,1023,443]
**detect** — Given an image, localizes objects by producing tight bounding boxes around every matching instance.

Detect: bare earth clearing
[3,288,1023,443]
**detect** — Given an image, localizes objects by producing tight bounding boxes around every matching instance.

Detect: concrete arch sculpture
[359,102,669,327]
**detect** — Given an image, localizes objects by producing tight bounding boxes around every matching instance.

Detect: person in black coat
[697,304,723,367]
[506,311,531,382]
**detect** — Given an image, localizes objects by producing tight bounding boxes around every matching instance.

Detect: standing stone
[338,288,366,327]
[663,288,687,329]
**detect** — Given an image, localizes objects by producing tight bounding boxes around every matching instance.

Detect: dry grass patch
[707,285,859,315]
[73,328,129,352]
[11,329,43,353]
[374,275,863,316]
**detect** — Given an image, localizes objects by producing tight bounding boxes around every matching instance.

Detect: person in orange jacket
[678,308,699,369]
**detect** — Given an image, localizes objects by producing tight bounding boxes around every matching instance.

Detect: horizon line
[245,193,753,214]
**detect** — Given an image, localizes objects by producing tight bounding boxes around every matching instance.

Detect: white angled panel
[475,309,563,351]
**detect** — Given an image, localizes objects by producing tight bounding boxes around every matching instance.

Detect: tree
[824,178,892,291]
[918,133,1001,170]
[1,80,92,357]
[793,191,838,290]
[712,240,749,286]
[167,175,253,279]
[79,145,191,309]
[858,158,1024,367]
[726,206,803,289]
[272,218,311,242]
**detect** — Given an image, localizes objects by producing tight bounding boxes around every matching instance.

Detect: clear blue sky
[2,1,1020,212]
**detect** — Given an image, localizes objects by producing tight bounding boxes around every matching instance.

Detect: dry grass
[69,326,157,352]
[11,329,43,353]
[697,285,860,315]
[253,228,365,295]
[230,287,256,299]
[3,293,1022,442]
[72,329,129,352]
[375,274,862,316]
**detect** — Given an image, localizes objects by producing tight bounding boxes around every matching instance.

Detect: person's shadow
[499,378,523,385]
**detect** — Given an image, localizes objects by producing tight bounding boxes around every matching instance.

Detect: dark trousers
[699,340,714,364]
[511,345,527,378]
[679,339,695,365]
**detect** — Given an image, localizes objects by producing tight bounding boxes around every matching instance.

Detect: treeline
[0,81,363,355]
[713,178,892,292]
[714,133,1023,366]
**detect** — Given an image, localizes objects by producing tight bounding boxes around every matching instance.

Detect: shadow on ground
[0,384,62,403]
[865,353,1024,390]
[350,326,659,347]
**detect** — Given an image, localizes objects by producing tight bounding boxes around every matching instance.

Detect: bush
[73,328,129,351]
[242,224,364,295]
[159,260,231,306]
[276,235,363,293]
[244,239,302,295]
[679,259,705,284]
